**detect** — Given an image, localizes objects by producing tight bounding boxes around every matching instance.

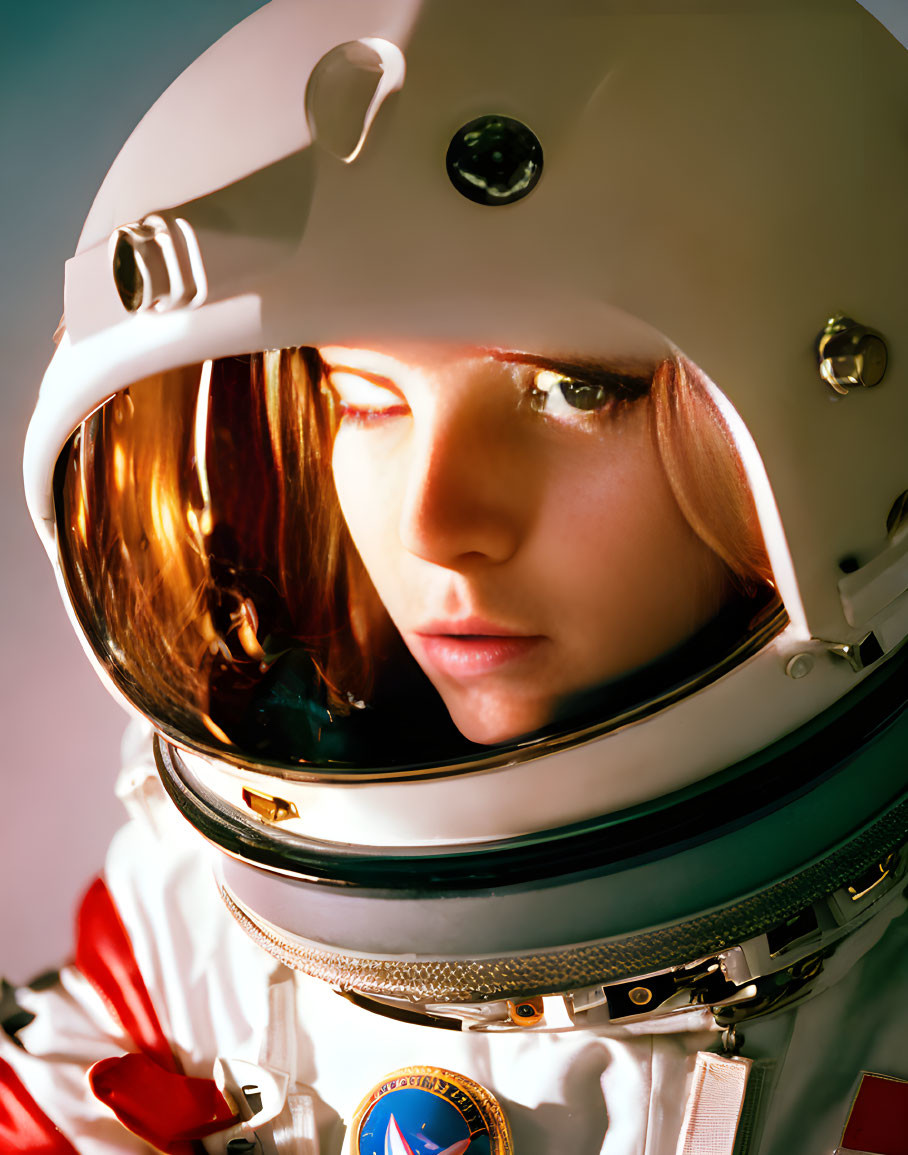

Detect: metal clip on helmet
[24,0,908,1031]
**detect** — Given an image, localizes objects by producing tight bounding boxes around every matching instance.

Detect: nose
[397,393,532,568]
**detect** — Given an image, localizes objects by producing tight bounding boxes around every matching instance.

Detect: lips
[410,618,545,676]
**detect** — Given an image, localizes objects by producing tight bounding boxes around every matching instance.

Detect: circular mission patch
[351,1066,513,1155]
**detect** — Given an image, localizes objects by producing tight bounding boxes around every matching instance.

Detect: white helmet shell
[23,0,908,1021]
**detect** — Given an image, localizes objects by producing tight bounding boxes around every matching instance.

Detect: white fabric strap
[675,1051,752,1155]
[261,973,321,1155]
[284,1091,319,1155]
[259,975,299,1086]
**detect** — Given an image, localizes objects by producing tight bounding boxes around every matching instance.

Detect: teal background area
[0,0,266,982]
[0,0,905,982]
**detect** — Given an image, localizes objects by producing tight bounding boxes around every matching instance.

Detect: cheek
[537,422,661,567]
[533,420,723,648]
[331,433,402,592]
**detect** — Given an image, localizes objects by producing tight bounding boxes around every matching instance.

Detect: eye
[326,370,409,421]
[529,369,612,418]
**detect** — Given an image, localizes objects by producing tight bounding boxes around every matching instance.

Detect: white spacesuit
[5,2,908,1153]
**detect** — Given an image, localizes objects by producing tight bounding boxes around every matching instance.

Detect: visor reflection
[55,346,781,770]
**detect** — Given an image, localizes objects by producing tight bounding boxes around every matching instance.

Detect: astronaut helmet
[25,0,908,1029]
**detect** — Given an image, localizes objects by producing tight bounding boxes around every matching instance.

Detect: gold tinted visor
[55,348,783,774]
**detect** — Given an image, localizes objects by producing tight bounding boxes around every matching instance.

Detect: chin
[446,696,550,747]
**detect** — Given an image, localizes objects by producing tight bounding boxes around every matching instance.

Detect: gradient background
[1,0,906,983]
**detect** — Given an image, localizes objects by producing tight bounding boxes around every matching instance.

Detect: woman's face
[321,344,730,745]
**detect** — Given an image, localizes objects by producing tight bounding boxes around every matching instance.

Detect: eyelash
[325,366,647,424]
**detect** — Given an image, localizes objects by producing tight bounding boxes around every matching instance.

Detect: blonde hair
[650,355,774,594]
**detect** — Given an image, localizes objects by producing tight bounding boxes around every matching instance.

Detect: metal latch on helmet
[241,787,299,823]
[825,632,885,673]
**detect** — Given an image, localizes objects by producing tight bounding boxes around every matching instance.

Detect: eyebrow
[489,351,655,400]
